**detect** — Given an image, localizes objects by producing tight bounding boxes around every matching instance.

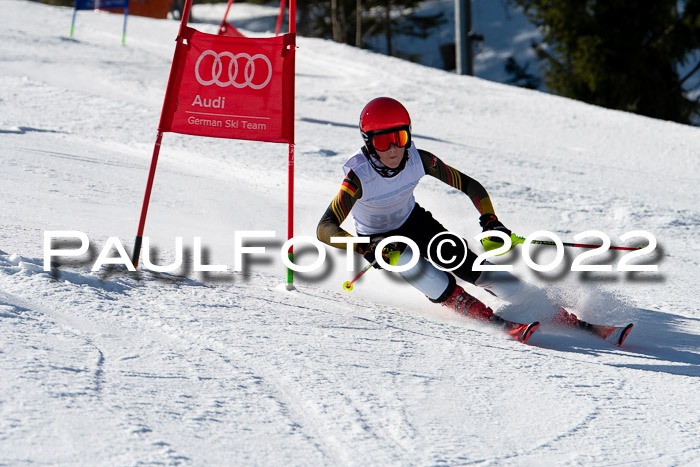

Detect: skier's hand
[358,237,402,269]
[479,214,512,251]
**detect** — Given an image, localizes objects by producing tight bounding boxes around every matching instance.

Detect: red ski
[505,319,540,344]
[554,307,634,347]
[491,316,540,344]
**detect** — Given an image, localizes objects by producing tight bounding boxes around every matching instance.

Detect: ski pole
[342,261,376,292]
[512,235,643,251]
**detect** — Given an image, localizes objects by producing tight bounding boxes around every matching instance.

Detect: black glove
[357,237,402,269]
[479,213,512,245]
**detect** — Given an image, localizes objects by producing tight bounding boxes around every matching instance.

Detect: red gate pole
[218,0,235,35]
[285,0,296,289]
[275,0,287,36]
[286,143,294,288]
[132,0,194,268]
[289,0,295,34]
[132,131,164,267]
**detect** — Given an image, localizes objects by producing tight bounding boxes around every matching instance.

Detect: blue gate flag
[74,0,129,10]
[71,0,130,44]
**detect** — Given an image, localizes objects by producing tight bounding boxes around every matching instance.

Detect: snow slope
[2,1,700,465]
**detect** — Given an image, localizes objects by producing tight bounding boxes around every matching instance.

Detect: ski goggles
[370,127,411,152]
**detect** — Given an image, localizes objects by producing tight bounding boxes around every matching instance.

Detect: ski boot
[442,285,539,343]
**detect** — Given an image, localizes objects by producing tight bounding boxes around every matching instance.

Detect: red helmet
[359,97,411,135]
[359,98,413,177]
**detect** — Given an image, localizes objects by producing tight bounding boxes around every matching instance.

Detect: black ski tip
[616,323,634,347]
[520,321,540,344]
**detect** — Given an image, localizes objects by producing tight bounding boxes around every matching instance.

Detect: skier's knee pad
[395,247,454,302]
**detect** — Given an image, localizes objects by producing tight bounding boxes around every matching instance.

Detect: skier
[315,97,540,341]
[316,97,634,346]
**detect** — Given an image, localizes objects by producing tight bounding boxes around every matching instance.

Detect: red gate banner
[133,0,297,283]
[158,27,295,144]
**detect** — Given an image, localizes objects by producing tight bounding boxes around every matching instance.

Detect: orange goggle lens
[371,130,409,152]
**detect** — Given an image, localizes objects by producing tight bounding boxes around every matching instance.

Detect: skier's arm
[316,171,364,251]
[419,149,512,249]
[419,149,496,215]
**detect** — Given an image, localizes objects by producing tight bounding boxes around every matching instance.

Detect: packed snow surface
[2,1,700,465]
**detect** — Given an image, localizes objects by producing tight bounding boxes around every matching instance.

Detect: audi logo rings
[195,50,273,90]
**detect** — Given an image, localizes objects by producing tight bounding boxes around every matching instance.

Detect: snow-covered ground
[2,1,700,464]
